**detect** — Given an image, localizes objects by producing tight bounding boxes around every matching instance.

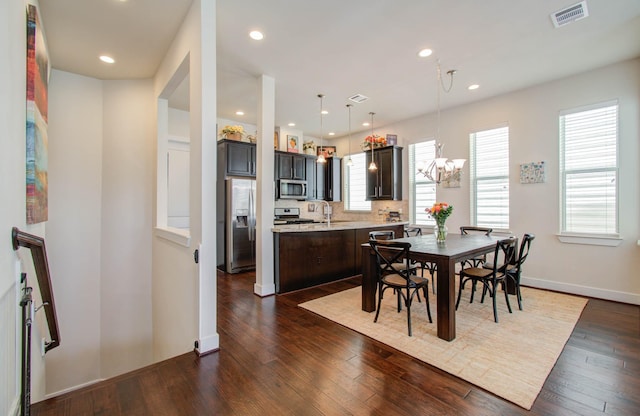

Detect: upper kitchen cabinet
[219,139,256,177]
[323,156,342,202]
[276,151,306,180]
[366,146,402,200]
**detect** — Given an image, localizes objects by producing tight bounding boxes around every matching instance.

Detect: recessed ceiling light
[418,48,433,58]
[328,132,335,136]
[288,122,295,127]
[468,84,480,90]
[99,55,115,64]
[249,30,264,40]
[362,122,370,127]
[321,110,328,115]
[235,110,244,116]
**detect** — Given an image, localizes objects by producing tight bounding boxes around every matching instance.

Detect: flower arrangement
[361,134,387,150]
[426,202,453,242]
[221,125,244,137]
[303,141,315,150]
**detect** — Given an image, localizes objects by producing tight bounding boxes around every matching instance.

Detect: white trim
[521,276,639,305]
[9,397,19,416]
[43,378,106,400]
[254,282,276,297]
[556,233,622,246]
[195,334,219,356]
[154,227,191,247]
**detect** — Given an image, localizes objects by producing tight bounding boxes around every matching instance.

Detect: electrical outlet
[378,209,383,215]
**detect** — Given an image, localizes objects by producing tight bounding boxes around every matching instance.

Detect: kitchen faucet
[317,200,330,226]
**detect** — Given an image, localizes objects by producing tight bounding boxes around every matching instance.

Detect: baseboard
[195,333,219,356]
[521,276,640,305]
[40,378,106,401]
[253,282,276,297]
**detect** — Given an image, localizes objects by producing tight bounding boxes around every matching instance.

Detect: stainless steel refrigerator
[225,178,256,273]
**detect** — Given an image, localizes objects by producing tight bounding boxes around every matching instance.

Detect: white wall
[1,0,28,412]
[100,79,155,378]
[46,70,104,394]
[333,58,640,303]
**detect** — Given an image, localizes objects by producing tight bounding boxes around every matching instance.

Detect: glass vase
[434,222,448,243]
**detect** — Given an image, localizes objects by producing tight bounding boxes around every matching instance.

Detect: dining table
[361,233,505,341]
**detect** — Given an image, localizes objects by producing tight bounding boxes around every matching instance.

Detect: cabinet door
[315,162,326,200]
[325,157,342,201]
[226,141,255,177]
[376,149,394,199]
[277,153,306,180]
[292,155,306,180]
[305,156,317,200]
[365,150,379,199]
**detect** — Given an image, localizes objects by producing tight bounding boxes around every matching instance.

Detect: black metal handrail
[12,227,61,352]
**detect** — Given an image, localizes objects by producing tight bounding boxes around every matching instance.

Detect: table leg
[361,245,377,312]
[435,257,456,341]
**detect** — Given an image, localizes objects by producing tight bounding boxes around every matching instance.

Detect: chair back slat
[369,230,395,241]
[460,226,493,236]
[369,240,412,284]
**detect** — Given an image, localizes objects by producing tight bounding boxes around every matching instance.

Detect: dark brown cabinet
[323,157,342,201]
[276,151,306,180]
[274,224,403,293]
[365,145,402,200]
[219,139,256,177]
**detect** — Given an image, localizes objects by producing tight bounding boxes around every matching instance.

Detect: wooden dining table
[361,233,504,341]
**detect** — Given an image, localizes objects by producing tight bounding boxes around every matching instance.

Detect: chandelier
[417,60,466,184]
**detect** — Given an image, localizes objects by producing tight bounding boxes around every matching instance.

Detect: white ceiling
[39,0,640,139]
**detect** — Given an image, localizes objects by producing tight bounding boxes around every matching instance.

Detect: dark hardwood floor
[32,271,639,415]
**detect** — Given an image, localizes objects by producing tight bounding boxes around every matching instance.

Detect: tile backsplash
[274,199,409,223]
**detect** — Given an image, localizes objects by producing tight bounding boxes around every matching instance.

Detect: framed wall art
[520,161,546,184]
[287,135,299,153]
[317,146,337,158]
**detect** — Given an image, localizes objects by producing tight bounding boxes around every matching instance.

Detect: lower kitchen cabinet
[274,223,404,293]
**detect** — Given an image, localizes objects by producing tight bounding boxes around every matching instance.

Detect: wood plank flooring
[32,271,640,415]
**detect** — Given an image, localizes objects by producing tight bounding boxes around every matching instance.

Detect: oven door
[278,179,308,200]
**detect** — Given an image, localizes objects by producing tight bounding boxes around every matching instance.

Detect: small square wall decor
[520,161,546,184]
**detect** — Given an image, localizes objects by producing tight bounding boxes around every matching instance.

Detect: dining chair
[456,236,518,323]
[370,239,432,336]
[404,226,437,293]
[505,233,535,310]
[459,226,493,267]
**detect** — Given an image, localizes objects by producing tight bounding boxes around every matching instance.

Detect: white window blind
[470,126,509,229]
[560,102,618,235]
[344,152,371,211]
[409,141,437,225]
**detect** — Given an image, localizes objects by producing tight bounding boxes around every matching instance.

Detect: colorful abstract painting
[26,4,49,224]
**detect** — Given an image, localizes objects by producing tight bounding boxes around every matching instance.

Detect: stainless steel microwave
[278,179,308,200]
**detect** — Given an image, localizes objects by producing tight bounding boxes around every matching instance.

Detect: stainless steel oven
[277,179,308,200]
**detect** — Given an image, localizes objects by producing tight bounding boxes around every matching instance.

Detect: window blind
[560,103,618,234]
[470,126,509,229]
[344,152,371,211]
[409,141,437,225]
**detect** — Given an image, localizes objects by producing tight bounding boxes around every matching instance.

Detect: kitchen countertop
[272,220,409,233]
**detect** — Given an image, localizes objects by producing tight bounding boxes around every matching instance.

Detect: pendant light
[316,94,326,164]
[345,104,353,166]
[368,112,378,171]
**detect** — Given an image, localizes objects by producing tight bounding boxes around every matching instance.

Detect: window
[470,126,509,229]
[409,140,437,225]
[560,102,618,235]
[344,152,371,211]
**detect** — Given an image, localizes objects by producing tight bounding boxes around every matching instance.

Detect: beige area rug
[299,285,588,410]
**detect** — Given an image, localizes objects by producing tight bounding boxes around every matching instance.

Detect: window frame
[469,125,510,231]
[558,100,621,246]
[409,140,437,225]
[343,151,371,212]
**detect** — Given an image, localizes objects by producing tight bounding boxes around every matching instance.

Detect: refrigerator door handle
[248,185,255,242]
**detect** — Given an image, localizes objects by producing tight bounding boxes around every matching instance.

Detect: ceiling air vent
[348,93,369,104]
[551,1,589,28]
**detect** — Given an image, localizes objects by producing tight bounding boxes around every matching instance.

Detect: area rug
[299,285,587,410]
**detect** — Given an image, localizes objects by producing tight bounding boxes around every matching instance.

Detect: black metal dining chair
[505,233,535,310]
[404,226,437,293]
[370,239,432,336]
[456,236,518,323]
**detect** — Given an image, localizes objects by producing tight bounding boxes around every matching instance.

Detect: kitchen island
[273,221,407,293]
